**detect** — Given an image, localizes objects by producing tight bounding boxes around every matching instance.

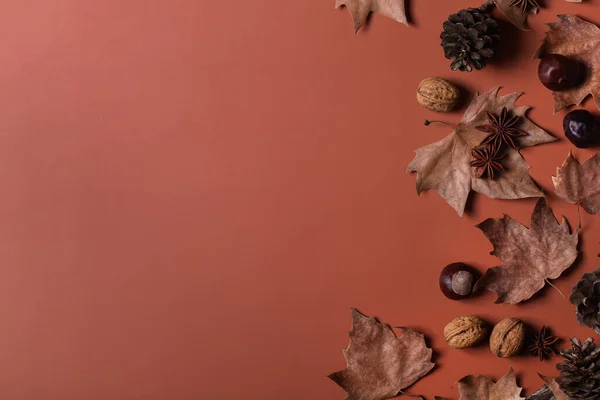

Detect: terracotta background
[0,0,598,399]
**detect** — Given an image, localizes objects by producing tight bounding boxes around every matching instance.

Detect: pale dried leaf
[457,369,525,400]
[336,0,407,32]
[329,309,434,400]
[535,15,600,112]
[526,385,556,400]
[553,152,600,214]
[538,375,570,400]
[476,198,578,304]
[407,87,555,216]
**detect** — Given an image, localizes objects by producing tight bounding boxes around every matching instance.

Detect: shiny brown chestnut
[439,263,478,300]
[538,54,581,91]
[564,109,600,148]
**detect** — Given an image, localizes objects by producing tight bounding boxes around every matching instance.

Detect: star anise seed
[528,326,559,361]
[510,0,541,13]
[470,146,505,179]
[476,107,527,153]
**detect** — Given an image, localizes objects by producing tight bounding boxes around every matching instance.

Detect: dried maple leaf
[535,15,600,112]
[336,0,407,33]
[536,375,570,400]
[553,152,600,215]
[407,87,555,217]
[526,385,556,400]
[476,198,578,304]
[439,373,565,400]
[494,0,539,31]
[329,309,434,400]
[457,369,525,399]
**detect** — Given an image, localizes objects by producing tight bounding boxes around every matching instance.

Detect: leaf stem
[545,279,567,300]
[424,120,456,129]
[577,203,582,230]
[398,390,425,400]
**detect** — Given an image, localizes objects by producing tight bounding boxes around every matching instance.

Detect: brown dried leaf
[329,309,434,400]
[526,385,556,400]
[437,374,563,400]
[335,0,407,33]
[494,0,538,31]
[476,198,578,304]
[553,152,600,215]
[457,369,525,400]
[535,15,600,112]
[538,375,570,400]
[407,87,555,217]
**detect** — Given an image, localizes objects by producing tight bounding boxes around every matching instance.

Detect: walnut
[490,317,525,358]
[443,316,487,349]
[417,77,460,113]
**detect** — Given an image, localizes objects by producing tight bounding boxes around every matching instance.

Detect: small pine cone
[440,4,500,72]
[556,337,600,399]
[570,268,600,334]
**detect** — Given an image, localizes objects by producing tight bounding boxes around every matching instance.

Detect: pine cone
[556,337,600,400]
[570,268,600,334]
[440,3,500,72]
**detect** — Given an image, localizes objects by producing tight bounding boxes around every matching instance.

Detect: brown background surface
[0,0,599,399]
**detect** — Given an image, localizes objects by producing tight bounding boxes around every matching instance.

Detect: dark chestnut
[538,54,581,91]
[439,263,477,300]
[564,109,600,148]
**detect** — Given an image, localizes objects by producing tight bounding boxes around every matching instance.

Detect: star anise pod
[510,0,541,13]
[477,107,527,153]
[470,146,505,179]
[528,326,559,361]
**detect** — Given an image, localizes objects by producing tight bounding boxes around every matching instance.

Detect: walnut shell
[417,77,460,113]
[443,316,487,349]
[490,317,525,358]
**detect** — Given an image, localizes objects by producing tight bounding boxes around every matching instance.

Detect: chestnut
[564,109,600,148]
[439,263,478,300]
[538,54,582,91]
